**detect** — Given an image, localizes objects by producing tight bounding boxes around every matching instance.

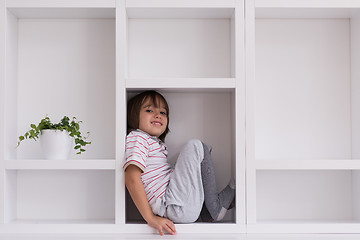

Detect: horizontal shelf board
[0,223,127,234]
[5,160,116,170]
[0,224,245,234]
[255,0,360,8]
[126,0,237,9]
[124,223,245,234]
[126,78,236,89]
[257,219,360,224]
[126,8,235,19]
[7,0,116,8]
[256,8,360,19]
[10,219,115,224]
[7,8,116,19]
[247,222,360,234]
[255,160,360,170]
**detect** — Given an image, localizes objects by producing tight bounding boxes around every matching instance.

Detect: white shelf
[248,222,360,234]
[126,0,237,9]
[256,160,360,170]
[124,223,245,234]
[126,78,236,90]
[126,8,235,19]
[9,219,115,225]
[7,0,116,8]
[255,1,360,19]
[7,8,116,19]
[5,160,116,170]
[6,0,116,19]
[255,0,360,8]
[0,222,245,234]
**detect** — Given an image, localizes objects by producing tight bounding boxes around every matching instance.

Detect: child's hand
[147,215,177,236]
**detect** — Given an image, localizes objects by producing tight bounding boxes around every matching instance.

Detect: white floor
[1,234,360,240]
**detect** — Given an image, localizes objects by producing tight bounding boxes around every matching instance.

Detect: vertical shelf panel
[245,0,256,225]
[0,0,7,225]
[351,10,360,223]
[115,0,127,225]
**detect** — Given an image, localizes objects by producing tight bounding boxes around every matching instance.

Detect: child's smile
[151,121,163,126]
[139,99,168,138]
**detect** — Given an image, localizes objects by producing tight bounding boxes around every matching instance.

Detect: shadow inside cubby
[125,90,236,224]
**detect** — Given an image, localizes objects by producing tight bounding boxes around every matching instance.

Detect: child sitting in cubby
[123,90,235,235]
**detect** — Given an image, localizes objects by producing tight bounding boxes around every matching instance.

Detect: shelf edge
[5,159,116,170]
[6,0,116,8]
[255,160,360,170]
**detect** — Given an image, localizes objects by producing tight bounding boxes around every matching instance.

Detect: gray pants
[158,139,204,223]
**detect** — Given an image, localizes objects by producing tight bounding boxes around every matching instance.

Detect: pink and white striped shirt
[123,129,173,214]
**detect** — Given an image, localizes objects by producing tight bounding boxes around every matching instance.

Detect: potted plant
[17,116,91,159]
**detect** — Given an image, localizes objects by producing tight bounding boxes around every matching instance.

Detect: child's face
[139,98,168,138]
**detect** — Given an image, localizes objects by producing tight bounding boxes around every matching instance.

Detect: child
[124,91,235,235]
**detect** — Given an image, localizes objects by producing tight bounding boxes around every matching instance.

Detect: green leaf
[17,115,90,152]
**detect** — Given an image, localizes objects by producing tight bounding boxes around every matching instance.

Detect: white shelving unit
[246,0,360,234]
[4,0,360,235]
[0,0,245,234]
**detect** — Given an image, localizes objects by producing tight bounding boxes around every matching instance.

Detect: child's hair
[127,90,170,142]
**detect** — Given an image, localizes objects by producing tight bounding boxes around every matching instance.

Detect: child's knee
[185,139,203,151]
[183,139,204,159]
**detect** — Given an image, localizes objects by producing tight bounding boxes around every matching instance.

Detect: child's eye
[146,109,153,113]
[160,112,167,115]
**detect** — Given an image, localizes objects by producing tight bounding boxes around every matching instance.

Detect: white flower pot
[40,129,73,160]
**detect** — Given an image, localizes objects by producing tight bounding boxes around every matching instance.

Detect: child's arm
[125,165,177,236]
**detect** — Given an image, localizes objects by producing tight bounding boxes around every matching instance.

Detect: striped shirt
[123,129,173,214]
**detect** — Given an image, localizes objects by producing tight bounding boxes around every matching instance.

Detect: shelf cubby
[5,170,115,224]
[126,5,237,79]
[5,5,116,161]
[125,89,238,224]
[257,170,360,223]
